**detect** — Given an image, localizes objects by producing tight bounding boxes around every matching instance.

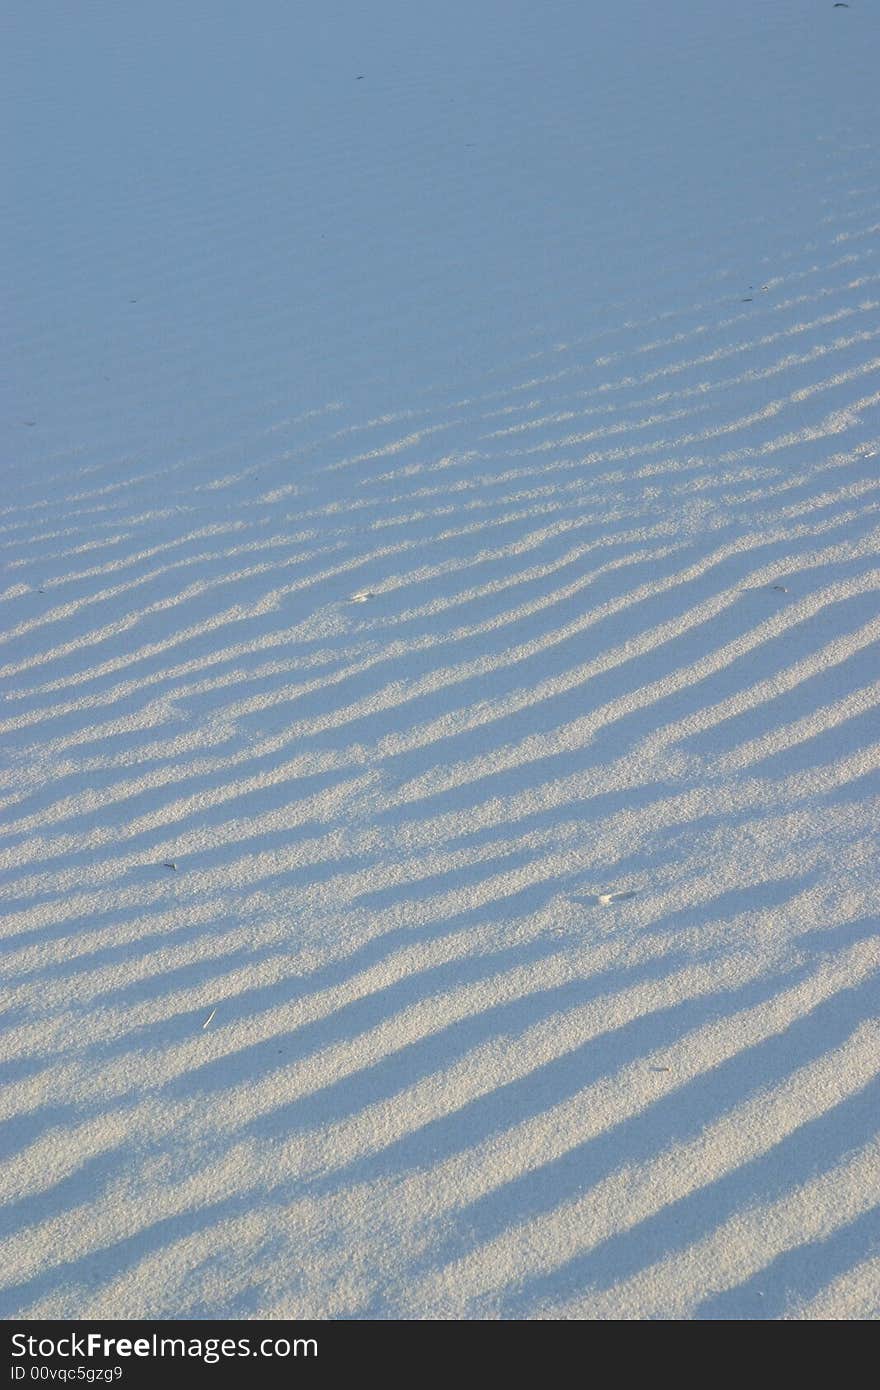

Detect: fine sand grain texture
[2,1,878,1319]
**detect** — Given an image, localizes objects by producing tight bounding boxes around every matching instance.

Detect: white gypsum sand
[1,0,878,1321]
